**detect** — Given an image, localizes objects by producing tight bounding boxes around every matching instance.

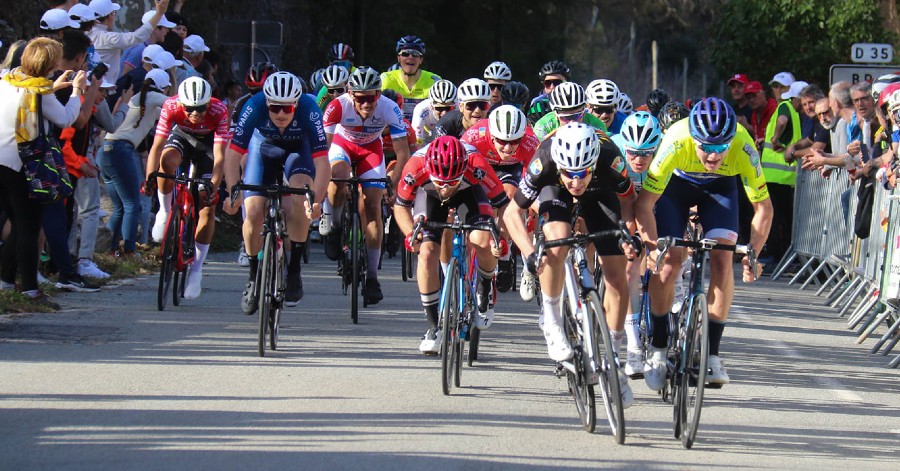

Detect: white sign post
[851,43,894,64]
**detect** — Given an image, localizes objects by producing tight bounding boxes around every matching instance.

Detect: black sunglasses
[434,105,454,113]
[591,105,616,115]
[183,104,208,113]
[489,83,504,91]
[399,51,423,58]
[543,79,563,88]
[464,101,489,111]
[327,87,345,94]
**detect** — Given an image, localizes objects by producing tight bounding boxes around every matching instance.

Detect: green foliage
[711,0,896,86]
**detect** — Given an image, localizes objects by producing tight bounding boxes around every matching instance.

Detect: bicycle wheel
[258,232,276,357]
[440,259,461,395]
[586,289,625,444]
[270,238,284,351]
[350,212,361,324]
[561,294,595,432]
[467,326,480,366]
[157,211,179,311]
[676,293,709,449]
[401,245,410,281]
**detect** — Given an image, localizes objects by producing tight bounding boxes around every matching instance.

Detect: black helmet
[526,98,552,125]
[657,101,690,131]
[646,88,670,117]
[328,43,354,62]
[538,60,570,80]
[501,81,530,109]
[245,62,279,89]
[396,35,426,54]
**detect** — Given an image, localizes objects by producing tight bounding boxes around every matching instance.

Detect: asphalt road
[1,246,898,470]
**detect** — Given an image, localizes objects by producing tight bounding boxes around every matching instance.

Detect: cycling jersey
[610,133,649,191]
[643,119,769,203]
[434,110,467,138]
[230,92,254,126]
[607,111,627,134]
[460,118,540,166]
[381,118,416,160]
[380,69,442,120]
[230,91,328,158]
[156,97,231,144]
[398,146,508,211]
[533,112,608,141]
[411,98,444,146]
[323,94,407,145]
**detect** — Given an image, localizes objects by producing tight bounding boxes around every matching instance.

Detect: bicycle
[654,235,756,449]
[152,168,206,312]
[331,171,392,324]
[409,213,500,396]
[533,221,637,443]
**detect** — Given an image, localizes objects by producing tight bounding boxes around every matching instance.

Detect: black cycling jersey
[434,109,466,138]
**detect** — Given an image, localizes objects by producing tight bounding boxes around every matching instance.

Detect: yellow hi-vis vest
[761,99,801,186]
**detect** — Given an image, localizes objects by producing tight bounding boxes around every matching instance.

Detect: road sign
[216,20,283,47]
[851,43,894,63]
[830,64,900,84]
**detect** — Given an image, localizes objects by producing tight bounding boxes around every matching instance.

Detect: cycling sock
[709,320,725,356]
[288,241,304,274]
[421,290,439,327]
[610,330,625,353]
[441,261,449,275]
[248,257,259,281]
[366,248,380,278]
[541,293,562,326]
[624,313,641,351]
[157,190,172,214]
[650,312,670,349]
[192,242,210,272]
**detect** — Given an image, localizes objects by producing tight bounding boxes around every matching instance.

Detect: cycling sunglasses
[698,142,731,154]
[268,103,296,114]
[489,83,504,91]
[557,110,585,122]
[183,104,207,114]
[591,105,616,115]
[561,167,592,180]
[433,105,454,113]
[353,93,379,104]
[430,176,463,188]
[399,50,423,58]
[327,87,345,95]
[494,136,523,147]
[543,79,564,88]
[626,148,656,158]
[464,101,489,111]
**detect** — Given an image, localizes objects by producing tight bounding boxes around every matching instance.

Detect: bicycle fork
[558,250,601,384]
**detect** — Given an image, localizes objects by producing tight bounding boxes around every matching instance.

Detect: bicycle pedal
[705,382,724,389]
[554,363,566,378]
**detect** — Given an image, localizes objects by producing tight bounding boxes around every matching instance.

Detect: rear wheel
[157,212,178,311]
[587,289,625,444]
[258,233,276,357]
[677,294,709,449]
[441,259,460,395]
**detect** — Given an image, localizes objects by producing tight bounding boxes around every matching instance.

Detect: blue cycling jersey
[230,91,328,158]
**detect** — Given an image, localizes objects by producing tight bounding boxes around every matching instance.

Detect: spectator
[746,81,776,146]
[847,81,877,168]
[785,84,830,162]
[0,37,85,306]
[165,11,188,39]
[175,34,207,85]
[120,10,176,76]
[88,0,170,81]
[108,43,163,109]
[1,40,27,75]
[727,73,752,129]
[39,8,80,39]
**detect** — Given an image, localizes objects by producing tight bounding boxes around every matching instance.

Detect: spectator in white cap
[107,44,164,111]
[121,10,177,76]
[39,9,80,38]
[88,0,170,81]
[175,34,208,85]
[68,4,99,31]
[769,71,795,105]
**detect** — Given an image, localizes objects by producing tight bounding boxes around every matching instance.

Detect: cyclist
[232,62,278,126]
[530,60,569,107]
[434,78,491,138]
[321,67,411,304]
[533,81,608,141]
[223,71,329,313]
[147,77,230,300]
[500,81,530,111]
[526,98,552,126]
[461,105,540,291]
[380,35,442,121]
[328,42,355,72]
[503,122,637,407]
[646,89,670,119]
[619,93,634,115]
[635,97,772,389]
[484,61,512,105]
[315,64,349,111]
[309,68,326,95]
[393,136,509,353]
[586,79,626,134]
[411,79,457,146]
[657,101,690,133]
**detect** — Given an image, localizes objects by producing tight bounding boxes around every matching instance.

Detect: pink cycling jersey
[155,97,231,144]
[460,118,540,166]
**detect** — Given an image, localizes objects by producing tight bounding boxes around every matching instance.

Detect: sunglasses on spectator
[561,167,592,180]
[543,79,564,88]
[268,103,296,114]
[430,176,463,188]
[626,148,656,158]
[399,50,423,58]
[591,105,616,115]
[489,83,504,91]
[433,105,454,113]
[327,87,345,95]
[698,142,731,154]
[183,104,207,114]
[353,93,379,104]
[464,101,489,111]
[494,136,523,147]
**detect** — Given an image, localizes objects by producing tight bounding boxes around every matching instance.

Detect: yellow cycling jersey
[644,119,769,203]
[380,69,441,99]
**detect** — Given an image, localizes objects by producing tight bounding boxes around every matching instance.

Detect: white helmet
[550,122,600,172]
[264,71,304,103]
[322,64,350,88]
[586,79,620,107]
[348,66,381,91]
[484,61,512,81]
[618,92,634,114]
[888,90,900,111]
[548,82,586,111]
[457,78,491,102]
[178,77,212,107]
[429,79,457,105]
[488,105,527,141]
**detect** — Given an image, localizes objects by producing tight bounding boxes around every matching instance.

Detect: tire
[562,294,596,433]
[587,290,625,444]
[350,213,360,324]
[172,269,181,306]
[258,233,276,357]
[270,238,284,351]
[441,258,460,396]
[401,245,410,281]
[157,211,178,311]
[677,294,709,449]
[467,327,480,366]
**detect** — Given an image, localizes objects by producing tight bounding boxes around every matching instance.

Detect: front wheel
[258,233,276,357]
[270,239,284,351]
[676,294,709,449]
[562,294,596,433]
[157,212,178,311]
[440,259,461,395]
[587,290,625,444]
[350,213,361,324]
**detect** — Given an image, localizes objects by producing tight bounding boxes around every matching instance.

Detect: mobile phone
[66,71,76,81]
[91,63,109,80]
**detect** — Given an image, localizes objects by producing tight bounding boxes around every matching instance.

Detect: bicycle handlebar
[330,177,392,184]
[654,236,758,281]
[150,171,210,186]
[409,215,501,249]
[229,181,314,205]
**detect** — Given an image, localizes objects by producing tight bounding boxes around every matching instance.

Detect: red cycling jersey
[155,96,231,144]
[460,118,540,166]
[396,149,509,209]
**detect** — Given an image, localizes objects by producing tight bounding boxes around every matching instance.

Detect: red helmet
[245,62,279,89]
[425,136,468,181]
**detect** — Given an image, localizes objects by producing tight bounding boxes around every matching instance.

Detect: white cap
[87,76,116,89]
[769,71,796,87]
[781,80,810,100]
[150,51,182,70]
[89,0,121,17]
[142,11,176,29]
[145,69,172,89]
[40,9,79,31]
[141,44,164,63]
[69,4,99,23]
[183,35,210,54]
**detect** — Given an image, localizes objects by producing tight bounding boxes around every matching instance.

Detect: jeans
[42,197,76,277]
[99,140,143,253]
[67,175,101,259]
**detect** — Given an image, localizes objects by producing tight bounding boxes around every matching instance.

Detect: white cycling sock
[541,293,562,327]
[624,313,641,351]
[192,242,210,272]
[610,329,625,354]
[157,190,172,214]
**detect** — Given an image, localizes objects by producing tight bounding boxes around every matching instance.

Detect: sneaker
[151,210,168,243]
[55,273,100,293]
[624,349,645,379]
[323,232,341,261]
[184,267,203,300]
[37,272,50,285]
[285,272,303,306]
[419,326,441,355]
[542,320,573,362]
[496,259,513,293]
[318,212,333,236]
[707,355,730,386]
[475,279,495,329]
[241,280,258,315]
[28,290,60,310]
[364,278,384,305]
[619,371,634,409]
[237,243,250,267]
[520,270,536,302]
[77,259,110,279]
[644,346,668,391]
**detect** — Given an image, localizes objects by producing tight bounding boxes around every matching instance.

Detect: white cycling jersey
[322,94,407,145]
[411,98,444,146]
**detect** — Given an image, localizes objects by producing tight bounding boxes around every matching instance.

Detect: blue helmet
[396,35,425,54]
[620,111,662,151]
[688,97,736,145]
